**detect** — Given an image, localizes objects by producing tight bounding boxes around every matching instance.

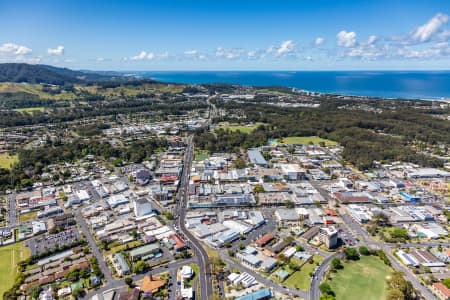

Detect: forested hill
[0,63,123,85]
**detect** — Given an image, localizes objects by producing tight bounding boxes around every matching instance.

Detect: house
[256,233,274,247]
[140,275,166,297]
[432,282,450,300]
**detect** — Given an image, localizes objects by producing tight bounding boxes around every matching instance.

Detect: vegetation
[0,153,18,170]
[386,271,415,300]
[281,136,338,146]
[327,256,392,300]
[344,247,360,260]
[0,242,31,298]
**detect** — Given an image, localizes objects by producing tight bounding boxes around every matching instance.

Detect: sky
[1,0,450,71]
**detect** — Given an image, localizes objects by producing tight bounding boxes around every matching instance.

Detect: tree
[344,247,360,260]
[133,260,149,274]
[443,278,450,289]
[319,282,335,297]
[359,246,370,256]
[125,277,133,287]
[330,258,343,271]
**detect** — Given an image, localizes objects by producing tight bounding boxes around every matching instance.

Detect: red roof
[256,233,274,247]
[161,175,178,182]
[171,234,187,251]
[434,282,450,297]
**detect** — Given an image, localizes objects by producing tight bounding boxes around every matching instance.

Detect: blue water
[140,71,450,100]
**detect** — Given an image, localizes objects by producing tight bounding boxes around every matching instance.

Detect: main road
[176,135,213,300]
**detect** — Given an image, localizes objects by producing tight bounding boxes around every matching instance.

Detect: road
[310,252,342,300]
[74,210,114,284]
[176,135,213,300]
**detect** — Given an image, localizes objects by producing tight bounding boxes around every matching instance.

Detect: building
[181,265,194,279]
[136,169,151,186]
[256,233,274,247]
[113,253,130,276]
[236,253,262,268]
[235,288,273,300]
[432,282,450,300]
[128,243,161,261]
[133,198,153,218]
[280,164,305,180]
[318,226,338,249]
[248,149,269,168]
[140,275,166,297]
[275,209,299,224]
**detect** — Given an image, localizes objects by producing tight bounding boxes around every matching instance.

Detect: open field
[217,122,266,133]
[14,107,45,113]
[284,255,324,291]
[280,136,338,146]
[0,153,18,170]
[328,256,392,300]
[0,82,77,100]
[0,242,31,296]
[19,211,38,223]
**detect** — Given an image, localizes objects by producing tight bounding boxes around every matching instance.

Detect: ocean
[140,71,450,100]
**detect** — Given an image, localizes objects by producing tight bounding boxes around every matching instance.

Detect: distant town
[0,63,450,300]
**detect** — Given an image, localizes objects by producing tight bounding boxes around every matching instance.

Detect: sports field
[328,256,391,300]
[281,136,338,146]
[0,153,18,170]
[0,242,31,296]
[14,107,45,113]
[218,122,265,133]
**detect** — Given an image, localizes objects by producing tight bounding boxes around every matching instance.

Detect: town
[0,69,449,300]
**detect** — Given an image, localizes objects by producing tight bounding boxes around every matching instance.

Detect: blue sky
[1,0,450,70]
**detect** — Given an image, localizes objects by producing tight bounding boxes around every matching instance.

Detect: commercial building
[432,282,450,300]
[235,288,273,300]
[247,149,269,168]
[256,233,274,247]
[318,226,338,249]
[133,198,153,218]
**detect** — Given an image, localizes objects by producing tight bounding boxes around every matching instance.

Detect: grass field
[328,256,392,300]
[14,107,45,113]
[284,255,324,291]
[0,153,18,170]
[0,242,31,296]
[280,136,338,146]
[218,122,265,133]
[19,211,37,223]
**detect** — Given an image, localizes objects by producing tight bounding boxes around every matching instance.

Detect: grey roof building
[247,149,268,168]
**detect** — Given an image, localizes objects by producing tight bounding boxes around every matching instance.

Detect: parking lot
[26,226,81,255]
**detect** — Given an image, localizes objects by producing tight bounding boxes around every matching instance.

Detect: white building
[133,198,153,218]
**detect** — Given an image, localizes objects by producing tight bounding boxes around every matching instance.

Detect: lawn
[14,107,45,114]
[19,211,38,223]
[0,153,18,170]
[284,255,324,291]
[217,122,265,133]
[328,256,392,300]
[185,263,199,288]
[194,151,209,161]
[280,136,338,146]
[0,242,31,296]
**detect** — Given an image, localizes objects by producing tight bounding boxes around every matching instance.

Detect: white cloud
[412,13,449,42]
[96,57,105,62]
[0,42,32,55]
[337,30,357,47]
[276,40,295,56]
[47,45,64,56]
[184,50,199,56]
[130,51,155,61]
[367,35,378,45]
[215,47,245,59]
[315,37,325,46]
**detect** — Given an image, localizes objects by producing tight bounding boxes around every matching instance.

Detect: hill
[0,63,122,85]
